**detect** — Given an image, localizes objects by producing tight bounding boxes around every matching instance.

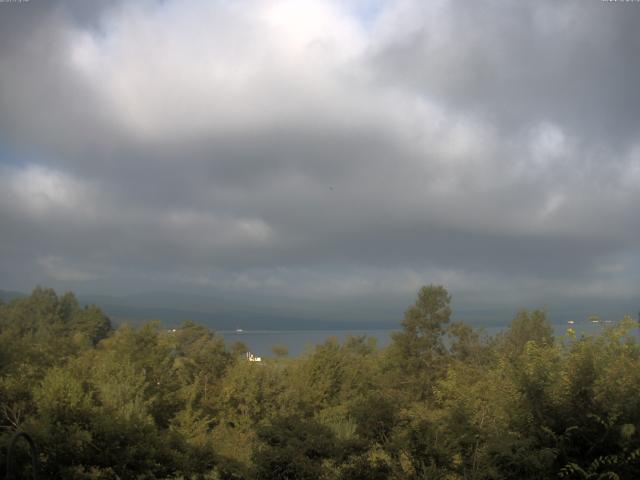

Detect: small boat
[235,328,244,333]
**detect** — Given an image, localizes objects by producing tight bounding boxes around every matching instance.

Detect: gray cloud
[0,0,638,323]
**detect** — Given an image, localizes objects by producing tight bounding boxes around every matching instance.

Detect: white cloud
[67,0,369,140]
[1,165,94,218]
[163,210,274,248]
[529,122,568,169]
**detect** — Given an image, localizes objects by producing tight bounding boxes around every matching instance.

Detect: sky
[0,0,638,324]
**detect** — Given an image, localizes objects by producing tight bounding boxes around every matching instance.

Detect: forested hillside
[1,286,639,479]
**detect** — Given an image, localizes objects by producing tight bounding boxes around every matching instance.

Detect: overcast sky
[0,0,638,323]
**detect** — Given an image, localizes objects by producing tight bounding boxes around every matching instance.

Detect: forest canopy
[1,286,639,479]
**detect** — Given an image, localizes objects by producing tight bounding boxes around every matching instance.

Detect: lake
[217,321,618,357]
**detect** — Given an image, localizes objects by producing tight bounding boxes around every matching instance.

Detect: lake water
[218,321,618,357]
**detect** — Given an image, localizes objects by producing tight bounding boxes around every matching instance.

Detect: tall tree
[388,285,452,400]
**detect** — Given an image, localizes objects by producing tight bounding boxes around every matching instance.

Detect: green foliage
[1,285,639,480]
[500,309,554,359]
[253,415,336,480]
[349,392,396,444]
[387,284,452,401]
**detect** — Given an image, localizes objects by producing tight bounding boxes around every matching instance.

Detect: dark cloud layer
[0,0,638,323]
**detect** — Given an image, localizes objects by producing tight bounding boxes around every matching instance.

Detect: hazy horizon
[1,286,636,331]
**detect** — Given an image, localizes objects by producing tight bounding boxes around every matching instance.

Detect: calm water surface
[218,321,617,357]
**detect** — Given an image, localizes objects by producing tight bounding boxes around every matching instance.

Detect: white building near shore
[246,352,262,362]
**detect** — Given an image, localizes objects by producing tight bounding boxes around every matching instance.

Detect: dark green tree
[253,415,336,480]
[387,284,452,400]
